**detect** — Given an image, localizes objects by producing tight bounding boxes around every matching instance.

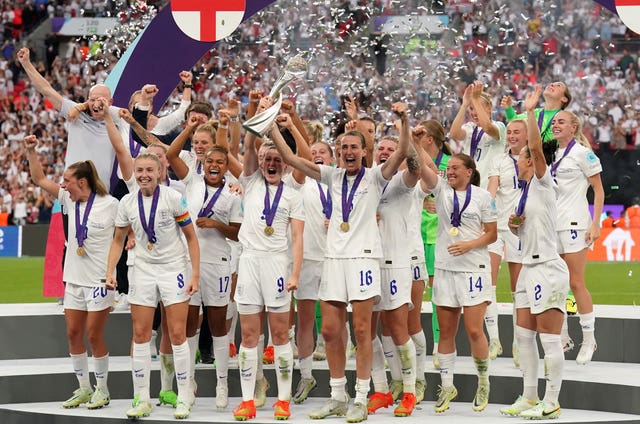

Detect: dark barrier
[595,149,640,207]
[21,224,49,257]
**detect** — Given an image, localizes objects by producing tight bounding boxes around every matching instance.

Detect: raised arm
[16,48,63,111]
[281,100,309,150]
[524,85,546,179]
[180,70,193,103]
[243,131,260,177]
[411,126,439,191]
[449,84,472,142]
[269,117,321,181]
[101,103,132,180]
[246,90,261,120]
[212,111,243,179]
[380,102,410,180]
[152,73,192,134]
[387,107,421,188]
[470,81,500,140]
[226,97,242,158]
[275,112,311,184]
[167,115,200,180]
[242,96,273,176]
[23,135,60,198]
[120,106,164,147]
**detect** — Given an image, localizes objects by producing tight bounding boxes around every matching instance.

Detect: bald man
[17,47,129,191]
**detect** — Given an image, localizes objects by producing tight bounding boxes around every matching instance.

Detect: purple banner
[110,0,276,109]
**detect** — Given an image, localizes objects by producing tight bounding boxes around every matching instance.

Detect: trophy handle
[242,96,284,137]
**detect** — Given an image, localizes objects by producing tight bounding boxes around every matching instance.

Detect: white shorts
[319,258,381,304]
[237,302,290,315]
[189,261,232,307]
[432,268,492,308]
[64,282,115,312]
[556,230,588,254]
[488,230,523,263]
[235,251,291,309]
[129,260,191,307]
[410,256,428,283]
[515,258,569,315]
[295,259,323,301]
[375,266,413,312]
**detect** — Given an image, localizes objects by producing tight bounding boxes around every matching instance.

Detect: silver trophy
[243,53,308,136]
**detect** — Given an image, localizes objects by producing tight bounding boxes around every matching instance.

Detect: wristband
[184,84,193,89]
[229,116,239,123]
[218,124,229,130]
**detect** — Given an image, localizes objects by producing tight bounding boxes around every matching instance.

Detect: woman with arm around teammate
[549,109,604,364]
[416,140,498,414]
[270,103,409,422]
[24,135,119,410]
[413,120,452,370]
[231,115,304,420]
[499,85,569,419]
[485,119,529,364]
[105,152,200,420]
[167,123,242,410]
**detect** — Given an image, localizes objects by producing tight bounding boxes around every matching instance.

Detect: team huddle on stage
[17,46,604,421]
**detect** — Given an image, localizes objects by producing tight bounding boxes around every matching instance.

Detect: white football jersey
[183,168,242,264]
[59,191,119,287]
[461,121,507,189]
[320,165,388,259]
[116,185,191,265]
[488,152,522,231]
[518,170,561,264]
[433,177,497,272]
[553,143,602,231]
[238,170,304,253]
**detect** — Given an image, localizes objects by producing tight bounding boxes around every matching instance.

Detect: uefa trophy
[243,53,308,136]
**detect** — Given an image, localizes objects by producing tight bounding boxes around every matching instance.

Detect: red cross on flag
[171,0,246,42]
[616,0,640,34]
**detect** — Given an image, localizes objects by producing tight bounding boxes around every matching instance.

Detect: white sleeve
[115,196,130,227]
[480,190,498,223]
[229,195,243,224]
[153,100,189,135]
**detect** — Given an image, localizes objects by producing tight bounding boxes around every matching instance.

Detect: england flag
[171,0,246,42]
[616,0,640,34]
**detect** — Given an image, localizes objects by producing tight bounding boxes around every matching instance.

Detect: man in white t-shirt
[17,47,129,192]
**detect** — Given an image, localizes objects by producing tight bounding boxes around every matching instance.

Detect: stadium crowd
[0,0,639,226]
[1,0,638,420]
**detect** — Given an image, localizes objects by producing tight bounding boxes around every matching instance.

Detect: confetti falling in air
[75,0,639,148]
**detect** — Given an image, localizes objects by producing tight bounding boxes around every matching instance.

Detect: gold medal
[340,221,350,232]
[511,216,522,226]
[147,242,154,251]
[449,227,459,237]
[76,246,85,256]
[264,225,275,236]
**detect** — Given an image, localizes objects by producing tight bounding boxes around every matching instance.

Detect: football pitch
[0,257,638,305]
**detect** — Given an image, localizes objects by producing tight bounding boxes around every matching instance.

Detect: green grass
[422,261,640,306]
[0,257,639,305]
[0,257,56,303]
